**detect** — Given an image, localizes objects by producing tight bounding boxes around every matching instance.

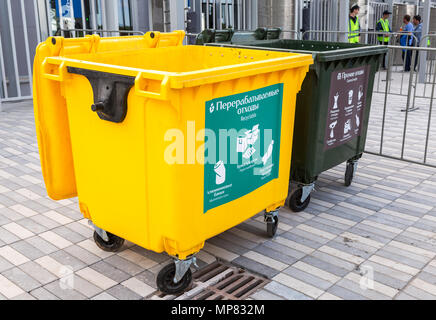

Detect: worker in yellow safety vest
[348,4,360,43]
[376,10,392,69]
[376,10,392,44]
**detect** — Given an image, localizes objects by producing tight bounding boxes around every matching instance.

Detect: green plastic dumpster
[195,28,281,45]
[203,34,387,212]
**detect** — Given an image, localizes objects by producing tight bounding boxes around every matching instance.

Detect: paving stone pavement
[1,97,436,300]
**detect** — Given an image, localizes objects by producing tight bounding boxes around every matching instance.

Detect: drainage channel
[152,261,270,300]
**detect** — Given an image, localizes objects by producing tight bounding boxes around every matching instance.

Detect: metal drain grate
[153,261,270,300]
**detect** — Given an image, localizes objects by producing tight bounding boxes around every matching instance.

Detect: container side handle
[145,30,186,48]
[41,60,67,82]
[135,73,170,100]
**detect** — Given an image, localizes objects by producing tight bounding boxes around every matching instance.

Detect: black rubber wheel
[157,263,192,295]
[93,231,125,252]
[266,216,279,238]
[288,188,311,212]
[345,163,354,187]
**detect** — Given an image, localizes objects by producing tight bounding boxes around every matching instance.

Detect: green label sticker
[204,84,284,213]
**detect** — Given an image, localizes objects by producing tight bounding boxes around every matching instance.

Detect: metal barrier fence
[2,20,436,169]
[367,45,436,168]
[300,29,436,168]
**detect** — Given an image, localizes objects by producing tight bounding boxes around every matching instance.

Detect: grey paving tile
[208,236,249,256]
[0,226,20,244]
[232,256,279,279]
[252,244,297,266]
[52,226,86,244]
[403,285,436,300]
[343,197,386,212]
[335,278,391,300]
[29,215,60,229]
[53,207,83,221]
[26,236,58,255]
[326,240,373,260]
[311,216,351,231]
[324,208,364,223]
[0,255,14,273]
[12,292,37,300]
[422,264,436,277]
[129,246,169,264]
[15,218,47,234]
[394,292,417,300]
[375,249,427,270]
[282,229,326,249]
[91,292,117,300]
[393,235,436,254]
[73,275,103,298]
[49,250,87,271]
[63,245,101,266]
[65,221,93,238]
[346,226,392,245]
[310,251,358,272]
[250,289,285,300]
[303,219,345,236]
[43,280,87,300]
[10,240,45,261]
[135,270,158,289]
[19,261,58,285]
[417,271,436,286]
[283,266,333,291]
[263,281,311,300]
[103,255,145,276]
[262,240,307,260]
[2,267,41,292]
[90,261,130,283]
[218,231,258,250]
[300,255,348,278]
[106,284,142,300]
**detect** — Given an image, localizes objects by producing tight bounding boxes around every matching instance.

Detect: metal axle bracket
[301,183,315,203]
[88,220,109,242]
[174,256,199,283]
[264,209,279,223]
[348,159,359,173]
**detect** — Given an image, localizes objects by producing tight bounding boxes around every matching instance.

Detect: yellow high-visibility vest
[349,16,360,43]
[377,19,390,42]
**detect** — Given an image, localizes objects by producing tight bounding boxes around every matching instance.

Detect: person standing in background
[348,4,360,44]
[376,10,392,69]
[400,15,414,72]
[412,15,423,71]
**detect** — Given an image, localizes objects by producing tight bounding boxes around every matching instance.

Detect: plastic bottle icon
[358,86,364,101]
[262,141,274,165]
[329,121,337,139]
[214,161,226,185]
[348,90,354,105]
[344,119,352,134]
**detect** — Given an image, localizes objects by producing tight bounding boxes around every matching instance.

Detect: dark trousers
[402,49,412,72]
[379,41,389,68]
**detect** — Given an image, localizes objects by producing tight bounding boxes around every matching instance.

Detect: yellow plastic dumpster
[33,31,312,294]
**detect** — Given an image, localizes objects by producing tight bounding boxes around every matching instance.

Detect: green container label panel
[324,65,370,150]
[204,84,284,213]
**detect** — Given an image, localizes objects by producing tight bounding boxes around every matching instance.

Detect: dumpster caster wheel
[289,188,311,212]
[157,263,192,295]
[93,231,124,252]
[345,163,355,187]
[266,216,279,238]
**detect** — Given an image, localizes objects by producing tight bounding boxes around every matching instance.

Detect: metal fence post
[169,0,185,32]
[418,0,430,84]
[338,0,349,43]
